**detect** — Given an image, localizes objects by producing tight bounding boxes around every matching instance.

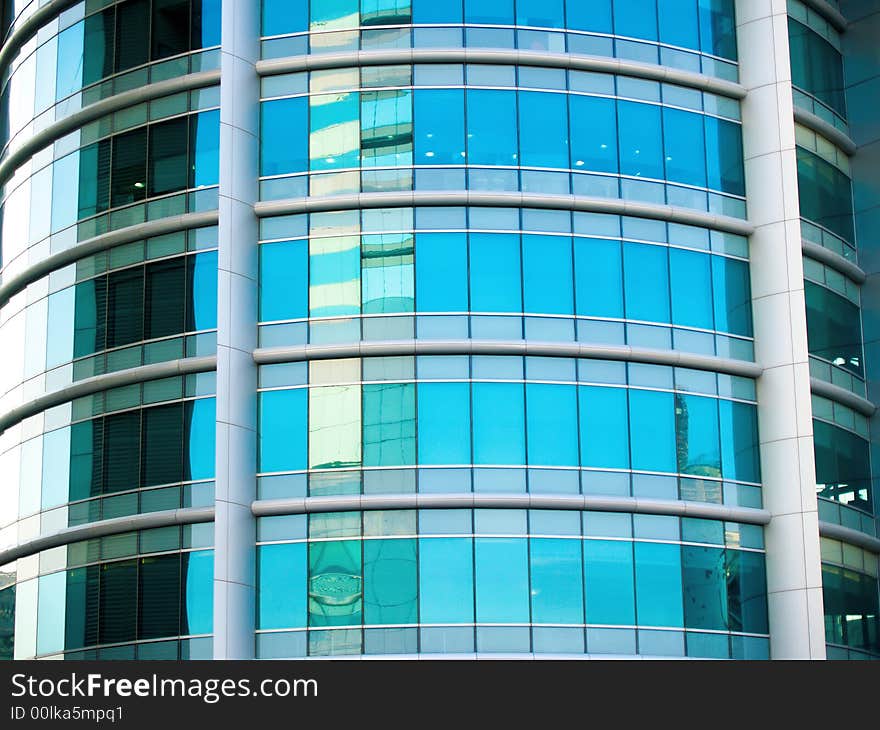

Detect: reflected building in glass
[0,0,876,660]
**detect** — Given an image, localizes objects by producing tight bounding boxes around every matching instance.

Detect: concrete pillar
[736,0,826,659]
[213,0,261,659]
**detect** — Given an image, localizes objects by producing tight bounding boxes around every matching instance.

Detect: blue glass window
[635,541,683,627]
[705,116,745,197]
[523,234,573,315]
[413,0,462,23]
[363,383,415,467]
[570,95,618,174]
[664,108,707,188]
[263,0,308,35]
[670,248,713,330]
[465,0,514,24]
[186,398,216,481]
[575,238,623,318]
[56,23,84,102]
[469,233,522,313]
[519,91,569,169]
[259,389,307,472]
[260,240,308,322]
[613,0,658,41]
[473,382,525,465]
[475,538,529,622]
[419,538,474,623]
[530,538,584,624]
[258,543,307,629]
[618,101,664,180]
[676,394,721,477]
[414,89,465,166]
[728,550,768,634]
[517,0,564,27]
[191,110,220,189]
[699,0,737,60]
[415,232,468,312]
[566,0,612,33]
[682,545,728,631]
[417,383,471,464]
[466,90,518,166]
[712,255,752,337]
[308,540,362,627]
[262,98,308,176]
[364,539,418,625]
[719,400,760,483]
[526,384,579,466]
[579,385,630,469]
[311,0,359,29]
[629,390,675,472]
[624,242,669,323]
[190,251,218,332]
[182,550,214,636]
[584,539,635,624]
[310,91,360,171]
[659,0,699,50]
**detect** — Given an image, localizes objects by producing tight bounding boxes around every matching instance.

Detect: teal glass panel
[711,255,752,337]
[466,89,518,166]
[584,539,635,624]
[726,549,768,635]
[675,394,721,477]
[804,281,862,377]
[624,242,669,323]
[659,0,699,50]
[417,382,471,465]
[526,383,578,466]
[262,97,309,176]
[788,18,845,116]
[530,538,584,624]
[363,383,416,466]
[414,89,466,166]
[360,89,413,169]
[523,234,573,315]
[519,91,569,169]
[574,238,623,318]
[473,382,525,465]
[36,571,66,656]
[613,0,658,40]
[190,110,220,188]
[475,538,529,622]
[465,0,514,24]
[259,389,307,472]
[308,540,363,627]
[415,232,468,312]
[418,537,474,623]
[188,250,218,332]
[569,95,618,174]
[311,0,359,29]
[682,545,727,631]
[663,107,707,188]
[705,116,745,197]
[361,232,414,314]
[469,233,522,313]
[698,0,737,60]
[364,538,418,624]
[182,550,213,636]
[56,21,84,101]
[99,560,137,644]
[310,90,360,171]
[814,420,871,510]
[309,234,361,318]
[258,543,308,629]
[185,398,215,481]
[579,385,630,469]
[263,0,308,35]
[566,0,612,32]
[361,0,412,26]
[413,0,462,22]
[629,389,675,473]
[670,248,713,330]
[260,240,308,322]
[635,541,683,627]
[65,566,99,650]
[618,102,664,180]
[718,399,760,483]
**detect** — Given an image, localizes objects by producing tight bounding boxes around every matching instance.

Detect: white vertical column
[213,0,261,659]
[736,0,825,658]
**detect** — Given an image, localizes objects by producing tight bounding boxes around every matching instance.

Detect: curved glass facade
[0,0,876,662]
